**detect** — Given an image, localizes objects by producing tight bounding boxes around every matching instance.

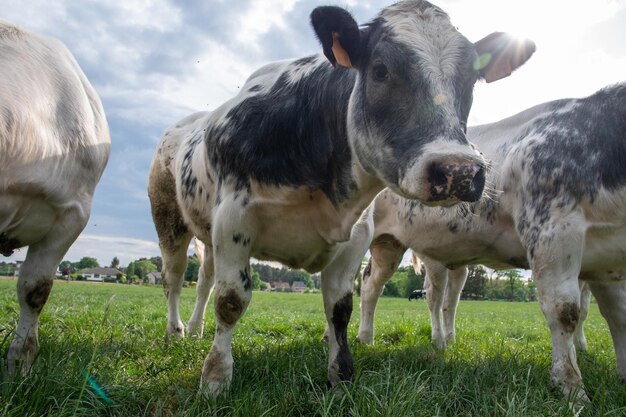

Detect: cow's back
[0,20,110,195]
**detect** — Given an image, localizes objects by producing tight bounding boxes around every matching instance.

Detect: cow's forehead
[379,0,474,82]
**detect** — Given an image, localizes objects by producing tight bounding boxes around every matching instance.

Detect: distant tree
[110,257,120,269]
[463,265,488,299]
[126,258,156,282]
[405,265,425,295]
[499,269,524,301]
[59,260,74,275]
[74,257,99,271]
[184,255,200,282]
[302,274,315,289]
[250,265,262,290]
[150,256,163,272]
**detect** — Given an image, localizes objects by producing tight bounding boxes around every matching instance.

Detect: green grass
[0,279,624,416]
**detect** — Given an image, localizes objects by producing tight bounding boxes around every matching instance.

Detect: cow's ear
[473,32,536,83]
[311,6,361,68]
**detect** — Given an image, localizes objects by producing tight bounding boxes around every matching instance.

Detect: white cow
[148,1,534,395]
[1,21,110,374]
[358,84,626,400]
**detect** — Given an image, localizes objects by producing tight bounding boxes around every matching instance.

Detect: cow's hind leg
[422,258,450,349]
[187,240,215,337]
[442,265,468,345]
[7,204,89,375]
[574,280,591,351]
[587,277,626,380]
[149,166,193,339]
[357,234,405,344]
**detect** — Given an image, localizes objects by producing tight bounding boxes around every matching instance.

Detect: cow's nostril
[428,163,448,189]
[470,166,486,199]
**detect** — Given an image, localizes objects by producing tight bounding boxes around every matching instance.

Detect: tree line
[22,254,535,301]
[366,263,537,302]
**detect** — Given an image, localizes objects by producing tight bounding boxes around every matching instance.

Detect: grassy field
[0,279,624,416]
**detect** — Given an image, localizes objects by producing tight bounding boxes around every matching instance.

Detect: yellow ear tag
[331,32,352,68]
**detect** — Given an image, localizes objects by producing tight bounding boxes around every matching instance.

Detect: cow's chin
[390,184,462,207]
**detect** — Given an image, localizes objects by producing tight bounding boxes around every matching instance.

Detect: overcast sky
[2,0,626,266]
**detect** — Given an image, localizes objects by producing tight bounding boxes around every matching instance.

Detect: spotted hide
[1,20,110,374]
[148,0,534,395]
[358,83,626,401]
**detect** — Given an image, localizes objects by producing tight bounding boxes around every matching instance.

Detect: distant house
[291,281,307,293]
[270,281,290,291]
[146,271,162,285]
[80,267,122,282]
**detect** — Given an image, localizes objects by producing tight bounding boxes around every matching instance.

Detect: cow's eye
[372,63,389,82]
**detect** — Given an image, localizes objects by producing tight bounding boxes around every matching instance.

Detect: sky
[2,0,626,267]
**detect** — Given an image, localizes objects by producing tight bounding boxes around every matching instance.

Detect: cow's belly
[0,193,57,255]
[251,217,338,273]
[582,224,626,274]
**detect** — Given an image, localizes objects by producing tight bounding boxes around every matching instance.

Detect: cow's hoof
[356,331,374,345]
[444,332,456,345]
[186,321,204,338]
[166,321,185,339]
[432,337,447,350]
[328,354,354,386]
[199,379,230,398]
[200,349,233,397]
[7,337,36,376]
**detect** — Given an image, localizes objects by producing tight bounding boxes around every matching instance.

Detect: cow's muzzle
[427,161,486,203]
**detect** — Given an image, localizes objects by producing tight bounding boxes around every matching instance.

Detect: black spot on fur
[233,233,243,244]
[331,293,354,381]
[239,268,252,291]
[558,302,579,333]
[26,280,53,313]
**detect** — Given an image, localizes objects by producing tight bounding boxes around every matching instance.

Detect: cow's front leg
[187,240,215,337]
[525,213,587,401]
[442,265,468,345]
[8,204,88,375]
[358,235,405,344]
[423,259,449,349]
[323,212,373,385]
[200,205,253,396]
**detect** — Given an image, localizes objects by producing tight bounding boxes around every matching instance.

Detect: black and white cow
[1,21,110,374]
[408,288,427,300]
[148,1,533,395]
[358,84,626,400]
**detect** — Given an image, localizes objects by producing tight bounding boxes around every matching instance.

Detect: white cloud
[235,0,298,48]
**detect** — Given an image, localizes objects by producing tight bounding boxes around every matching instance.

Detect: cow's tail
[411,251,423,275]
[194,238,205,264]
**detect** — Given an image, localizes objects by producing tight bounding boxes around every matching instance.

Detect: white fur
[1,20,110,374]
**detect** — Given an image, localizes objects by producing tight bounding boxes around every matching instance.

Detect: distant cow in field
[1,21,110,374]
[408,289,426,301]
[357,84,626,400]
[148,0,533,395]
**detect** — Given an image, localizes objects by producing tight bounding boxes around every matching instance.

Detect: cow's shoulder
[203,54,357,203]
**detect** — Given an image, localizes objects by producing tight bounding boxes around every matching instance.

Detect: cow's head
[311,1,535,205]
